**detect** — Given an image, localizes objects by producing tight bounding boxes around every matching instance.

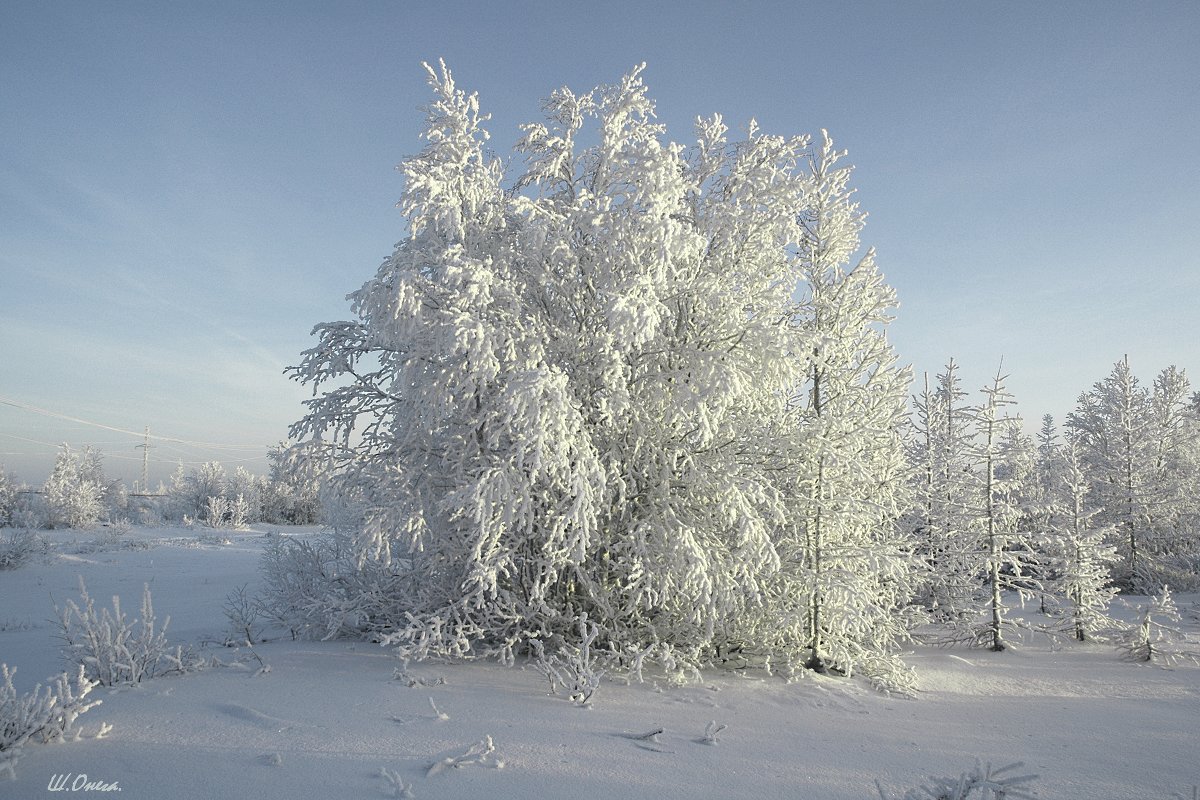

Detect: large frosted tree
[288,63,912,683]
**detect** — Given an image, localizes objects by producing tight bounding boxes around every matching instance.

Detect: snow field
[1,525,1198,799]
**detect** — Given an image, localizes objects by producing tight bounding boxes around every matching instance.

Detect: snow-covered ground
[2,525,1198,799]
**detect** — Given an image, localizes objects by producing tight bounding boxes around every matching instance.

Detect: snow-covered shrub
[42,445,107,529]
[284,62,915,687]
[0,530,51,570]
[204,495,229,528]
[54,577,194,685]
[1,663,101,780]
[875,760,1039,800]
[7,491,44,531]
[256,531,375,640]
[699,720,727,745]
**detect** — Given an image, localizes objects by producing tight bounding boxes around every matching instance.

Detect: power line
[0,432,264,466]
[0,395,265,450]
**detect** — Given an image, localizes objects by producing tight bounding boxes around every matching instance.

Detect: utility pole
[136,426,151,493]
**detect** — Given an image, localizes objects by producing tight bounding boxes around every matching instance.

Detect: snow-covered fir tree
[1046,434,1119,641]
[287,62,914,684]
[906,360,979,620]
[971,367,1037,651]
[1114,585,1195,665]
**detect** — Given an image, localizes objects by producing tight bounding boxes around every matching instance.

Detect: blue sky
[2,1,1198,485]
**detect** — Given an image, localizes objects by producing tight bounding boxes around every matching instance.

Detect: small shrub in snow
[256,532,342,640]
[8,491,45,530]
[54,577,196,686]
[1114,586,1197,665]
[0,530,51,570]
[876,760,1039,800]
[1,664,101,780]
[531,614,609,706]
[256,529,408,642]
[222,584,267,646]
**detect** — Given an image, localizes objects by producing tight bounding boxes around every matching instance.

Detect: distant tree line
[0,443,321,530]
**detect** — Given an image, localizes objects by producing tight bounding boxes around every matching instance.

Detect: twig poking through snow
[875,759,1038,799]
[378,766,414,797]
[699,721,726,745]
[428,697,448,721]
[616,728,664,742]
[426,735,497,777]
[393,667,445,688]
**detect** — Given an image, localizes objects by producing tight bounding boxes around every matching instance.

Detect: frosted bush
[54,577,196,685]
[256,530,400,641]
[1,664,101,780]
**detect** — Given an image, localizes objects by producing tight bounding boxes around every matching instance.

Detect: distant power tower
[136,426,152,493]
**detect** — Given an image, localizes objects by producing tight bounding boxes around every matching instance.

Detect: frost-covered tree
[0,466,20,528]
[287,62,911,683]
[1044,435,1118,641]
[971,368,1037,651]
[777,131,915,681]
[1145,366,1200,580]
[42,445,107,529]
[1066,357,1153,587]
[260,443,322,525]
[906,361,979,619]
[1066,357,1200,589]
